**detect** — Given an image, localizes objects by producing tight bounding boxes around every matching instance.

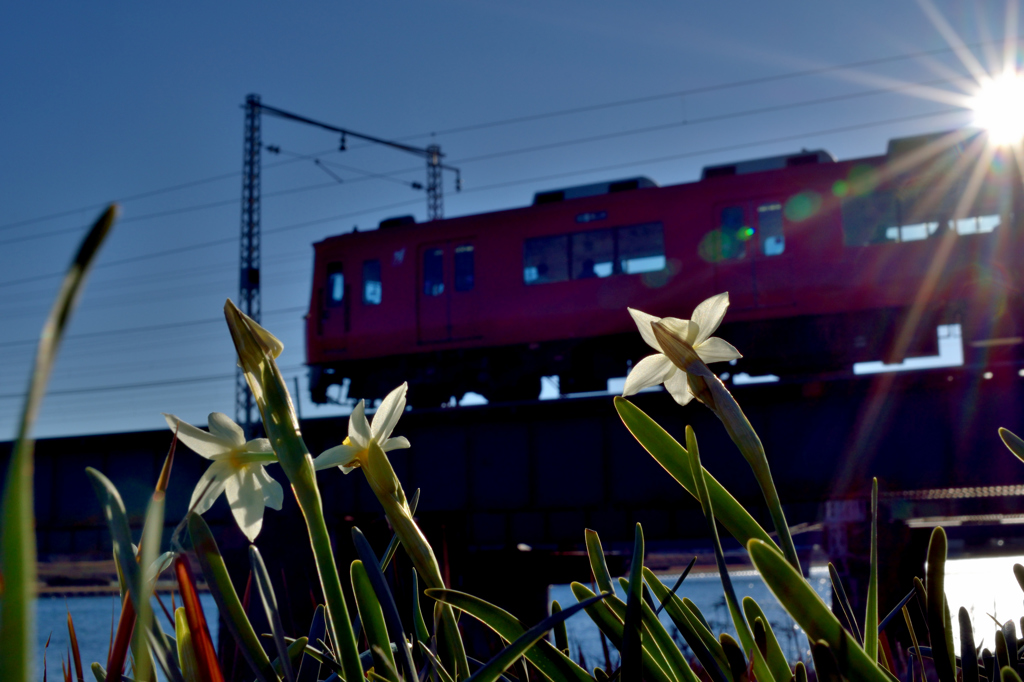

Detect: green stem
[225,302,363,682]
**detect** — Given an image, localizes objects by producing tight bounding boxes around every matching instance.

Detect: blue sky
[0,1,1014,438]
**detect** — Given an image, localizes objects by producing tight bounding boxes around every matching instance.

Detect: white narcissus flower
[624,292,742,405]
[313,383,411,474]
[164,412,283,542]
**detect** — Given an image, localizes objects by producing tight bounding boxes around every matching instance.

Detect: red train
[305,128,1023,406]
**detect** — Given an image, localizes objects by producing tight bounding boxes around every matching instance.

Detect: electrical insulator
[339,133,347,151]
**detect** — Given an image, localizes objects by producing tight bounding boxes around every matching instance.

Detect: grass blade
[585,530,617,599]
[643,568,729,682]
[0,205,116,682]
[614,398,773,550]
[425,588,595,682]
[747,539,888,682]
[655,557,695,616]
[616,577,701,682]
[176,554,224,682]
[743,597,791,682]
[67,607,84,682]
[352,559,400,682]
[297,605,326,682]
[570,582,674,682]
[353,527,418,682]
[828,564,862,644]
[865,479,879,664]
[251,546,295,682]
[621,524,644,682]
[187,512,274,682]
[719,633,749,682]
[960,607,980,682]
[465,593,609,682]
[379,489,421,571]
[1000,428,1024,463]
[551,601,570,655]
[685,426,773,682]
[878,590,916,634]
[926,527,956,682]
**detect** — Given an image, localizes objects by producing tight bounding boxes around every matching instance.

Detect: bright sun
[971,70,1024,145]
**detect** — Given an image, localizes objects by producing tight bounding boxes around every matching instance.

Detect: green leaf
[570,582,674,682]
[1004,667,1024,682]
[747,539,889,682]
[585,530,617,599]
[960,607,980,682]
[644,567,729,682]
[90,662,106,682]
[296,606,326,682]
[353,527,417,682]
[1004,620,1020,678]
[811,641,842,682]
[622,524,645,682]
[655,557,695,616]
[794,661,807,682]
[926,527,956,682]
[424,588,595,682]
[865,479,879,664]
[0,206,115,682]
[1000,428,1024,463]
[719,633,749,682]
[552,601,570,654]
[412,569,431,651]
[685,427,774,682]
[380,488,421,571]
[352,559,400,682]
[828,564,862,644]
[270,637,309,680]
[743,597,791,682]
[188,512,275,682]
[420,641,457,682]
[464,593,609,682]
[616,577,700,682]
[682,598,712,634]
[252,545,296,682]
[614,398,774,549]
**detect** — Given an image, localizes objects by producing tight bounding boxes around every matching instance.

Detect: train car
[305,128,1024,406]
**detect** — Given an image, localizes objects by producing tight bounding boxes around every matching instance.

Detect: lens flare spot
[739,226,755,241]
[784,191,822,222]
[848,165,879,196]
[832,180,850,197]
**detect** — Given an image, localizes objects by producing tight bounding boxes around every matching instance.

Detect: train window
[841,191,899,245]
[523,235,569,284]
[423,248,445,296]
[572,229,615,278]
[712,206,748,259]
[362,259,382,305]
[618,222,665,273]
[957,215,1001,234]
[326,263,344,307]
[758,203,785,256]
[454,244,475,291]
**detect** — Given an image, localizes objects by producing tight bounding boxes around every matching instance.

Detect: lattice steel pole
[236,94,262,435]
[426,144,443,220]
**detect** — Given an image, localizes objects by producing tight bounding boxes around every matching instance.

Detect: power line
[0,364,305,401]
[0,146,340,233]
[0,306,307,350]
[450,76,972,166]
[389,37,1008,142]
[2,38,1001,235]
[0,106,965,296]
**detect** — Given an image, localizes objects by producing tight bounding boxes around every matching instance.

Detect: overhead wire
[1,37,1000,237]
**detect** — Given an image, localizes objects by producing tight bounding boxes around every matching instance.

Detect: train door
[711,203,756,310]
[320,261,348,349]
[750,200,794,308]
[417,239,479,343]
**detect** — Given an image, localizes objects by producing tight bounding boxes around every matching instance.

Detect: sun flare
[971,70,1024,145]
